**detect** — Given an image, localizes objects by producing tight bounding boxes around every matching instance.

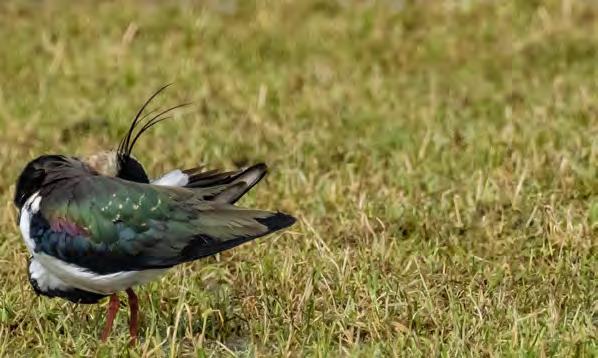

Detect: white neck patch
[19,191,42,253]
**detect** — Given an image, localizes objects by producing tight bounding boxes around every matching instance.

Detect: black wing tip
[249,163,268,172]
[257,212,296,232]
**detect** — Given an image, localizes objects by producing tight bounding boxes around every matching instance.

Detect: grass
[0,0,596,356]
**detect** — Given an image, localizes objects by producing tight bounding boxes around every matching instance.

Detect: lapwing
[13,86,295,343]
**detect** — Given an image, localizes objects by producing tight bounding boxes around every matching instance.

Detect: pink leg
[126,288,139,344]
[100,294,120,342]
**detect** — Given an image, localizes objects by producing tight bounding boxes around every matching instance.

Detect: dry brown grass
[0,0,596,356]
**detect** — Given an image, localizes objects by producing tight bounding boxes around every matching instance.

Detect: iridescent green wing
[34,175,294,274]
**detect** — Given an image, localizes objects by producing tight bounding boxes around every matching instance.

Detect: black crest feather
[117,84,192,158]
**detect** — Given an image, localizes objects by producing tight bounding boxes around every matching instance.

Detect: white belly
[33,254,168,295]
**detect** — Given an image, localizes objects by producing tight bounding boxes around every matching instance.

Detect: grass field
[0,0,596,356]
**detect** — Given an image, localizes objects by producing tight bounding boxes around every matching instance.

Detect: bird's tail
[179,208,296,263]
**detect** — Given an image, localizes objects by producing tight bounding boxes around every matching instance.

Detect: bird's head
[82,151,149,183]
[82,84,190,184]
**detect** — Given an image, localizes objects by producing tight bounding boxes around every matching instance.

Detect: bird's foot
[126,288,139,345]
[100,293,120,342]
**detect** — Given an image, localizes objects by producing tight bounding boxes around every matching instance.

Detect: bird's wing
[152,163,267,204]
[33,174,294,274]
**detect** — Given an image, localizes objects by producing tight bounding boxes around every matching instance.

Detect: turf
[0,0,596,356]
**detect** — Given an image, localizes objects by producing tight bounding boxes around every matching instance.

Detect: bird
[13,85,296,344]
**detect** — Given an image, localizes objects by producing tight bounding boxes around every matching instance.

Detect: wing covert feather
[34,175,294,274]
